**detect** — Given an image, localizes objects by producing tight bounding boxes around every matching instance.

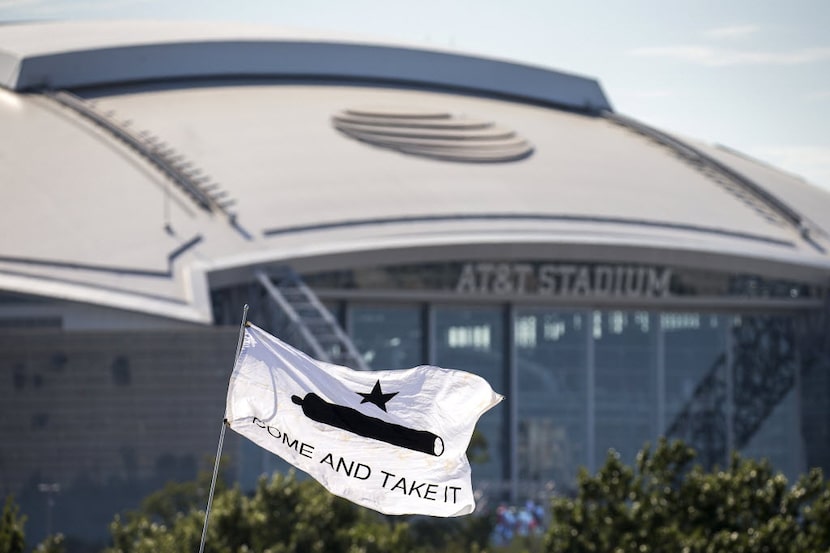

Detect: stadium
[1,19,828,545]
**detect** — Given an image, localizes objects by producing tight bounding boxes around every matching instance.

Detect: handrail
[289,270,370,372]
[44,89,237,220]
[254,270,329,362]
[254,268,371,371]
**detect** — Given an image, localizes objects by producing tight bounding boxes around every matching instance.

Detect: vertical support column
[505,303,519,503]
[724,316,735,466]
[333,300,346,330]
[423,303,435,365]
[586,309,596,474]
[655,312,666,438]
[343,302,353,342]
[792,317,805,475]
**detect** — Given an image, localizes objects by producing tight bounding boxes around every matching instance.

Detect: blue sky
[2,0,828,190]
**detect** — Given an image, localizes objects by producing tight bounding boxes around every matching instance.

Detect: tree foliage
[544,439,830,553]
[33,533,66,553]
[9,438,830,553]
[0,496,26,553]
[103,470,494,553]
[101,465,504,553]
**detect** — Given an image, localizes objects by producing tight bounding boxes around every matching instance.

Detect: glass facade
[221,260,828,503]
[342,303,811,501]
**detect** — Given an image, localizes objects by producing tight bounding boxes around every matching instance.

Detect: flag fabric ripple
[225,323,503,517]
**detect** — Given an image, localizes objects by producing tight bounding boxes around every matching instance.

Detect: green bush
[33,533,65,553]
[13,438,827,553]
[0,496,26,553]
[105,471,414,553]
[543,439,830,553]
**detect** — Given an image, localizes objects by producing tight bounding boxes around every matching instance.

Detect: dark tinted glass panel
[663,313,726,425]
[434,306,505,489]
[662,313,728,467]
[515,309,587,492]
[732,315,802,481]
[350,305,422,369]
[594,311,655,465]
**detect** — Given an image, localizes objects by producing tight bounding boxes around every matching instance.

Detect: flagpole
[198,303,249,553]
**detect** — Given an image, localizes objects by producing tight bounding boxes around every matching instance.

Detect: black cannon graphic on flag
[291,393,445,456]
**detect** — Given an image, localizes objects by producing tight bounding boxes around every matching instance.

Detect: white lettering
[538,264,557,294]
[453,263,674,299]
[647,267,672,298]
[513,264,533,294]
[572,266,591,296]
[455,264,477,293]
[594,266,614,296]
[558,265,577,295]
[475,263,495,293]
[492,263,513,294]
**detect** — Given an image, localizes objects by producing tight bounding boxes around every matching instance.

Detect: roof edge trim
[206,231,830,288]
[262,212,796,248]
[0,270,213,324]
[2,38,611,112]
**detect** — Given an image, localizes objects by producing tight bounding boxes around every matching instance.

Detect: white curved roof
[1,21,828,323]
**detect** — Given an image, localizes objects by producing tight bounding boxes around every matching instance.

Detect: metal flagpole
[198,303,249,553]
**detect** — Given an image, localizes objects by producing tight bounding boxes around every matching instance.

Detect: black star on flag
[358,380,398,412]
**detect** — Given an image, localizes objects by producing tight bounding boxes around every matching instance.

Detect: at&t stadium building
[1,20,828,544]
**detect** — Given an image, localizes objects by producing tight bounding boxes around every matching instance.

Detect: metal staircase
[254,268,370,371]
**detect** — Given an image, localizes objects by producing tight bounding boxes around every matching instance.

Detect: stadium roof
[1,20,828,323]
[0,20,610,110]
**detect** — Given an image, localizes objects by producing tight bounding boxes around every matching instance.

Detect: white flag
[225,323,503,517]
